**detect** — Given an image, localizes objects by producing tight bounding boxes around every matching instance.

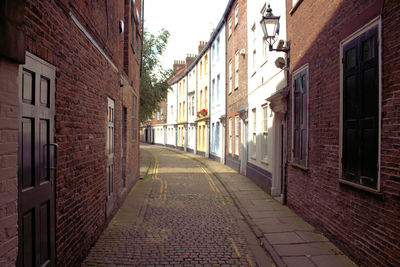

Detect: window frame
[234,5,239,27]
[235,115,239,156]
[235,51,239,89]
[262,105,268,161]
[132,94,137,140]
[229,118,232,154]
[291,64,309,168]
[229,60,233,93]
[251,108,257,159]
[339,17,382,193]
[228,17,232,37]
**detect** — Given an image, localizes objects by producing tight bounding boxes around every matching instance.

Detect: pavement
[82,144,356,267]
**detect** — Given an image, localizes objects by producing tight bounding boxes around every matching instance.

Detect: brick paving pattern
[83,146,261,266]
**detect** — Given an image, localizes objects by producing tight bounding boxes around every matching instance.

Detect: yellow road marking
[163,181,167,201]
[229,238,241,258]
[246,254,253,267]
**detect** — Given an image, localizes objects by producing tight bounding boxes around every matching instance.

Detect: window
[191,96,195,116]
[262,106,268,160]
[229,60,233,93]
[160,108,164,120]
[132,95,137,140]
[204,86,208,109]
[183,101,185,120]
[229,118,232,154]
[235,51,239,89]
[341,22,380,190]
[235,116,239,155]
[212,79,215,106]
[200,60,203,77]
[136,31,140,61]
[228,17,232,36]
[130,2,135,47]
[200,90,203,109]
[234,5,239,27]
[179,103,181,120]
[292,0,300,7]
[252,24,256,70]
[252,109,256,158]
[216,36,220,59]
[292,66,308,166]
[157,111,160,120]
[216,74,220,102]
[107,98,115,197]
[212,44,215,63]
[215,122,220,153]
[204,55,208,74]
[211,123,215,153]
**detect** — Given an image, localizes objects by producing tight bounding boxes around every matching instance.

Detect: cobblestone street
[83,145,273,266]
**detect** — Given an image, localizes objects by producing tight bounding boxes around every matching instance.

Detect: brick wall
[0,58,19,267]
[23,0,141,265]
[286,0,400,265]
[225,0,248,167]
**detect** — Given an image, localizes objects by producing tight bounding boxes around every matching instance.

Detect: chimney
[198,41,207,54]
[185,54,196,68]
[173,60,186,72]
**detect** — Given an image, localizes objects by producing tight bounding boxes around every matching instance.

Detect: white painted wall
[187,66,197,151]
[247,0,287,195]
[209,25,226,161]
[153,125,165,145]
[167,82,178,146]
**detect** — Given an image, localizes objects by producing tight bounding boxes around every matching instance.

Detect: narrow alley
[82,145,355,267]
[83,144,271,266]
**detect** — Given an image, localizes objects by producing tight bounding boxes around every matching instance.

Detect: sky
[143,0,230,70]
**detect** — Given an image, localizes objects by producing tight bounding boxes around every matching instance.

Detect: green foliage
[140,28,174,123]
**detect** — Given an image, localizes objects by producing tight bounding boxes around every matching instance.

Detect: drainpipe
[282,44,290,205]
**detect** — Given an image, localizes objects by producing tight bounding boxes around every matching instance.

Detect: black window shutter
[342,25,379,189]
[293,69,308,166]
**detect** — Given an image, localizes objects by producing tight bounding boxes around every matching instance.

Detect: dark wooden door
[18,53,56,267]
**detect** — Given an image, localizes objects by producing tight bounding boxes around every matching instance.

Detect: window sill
[290,0,304,15]
[260,159,269,165]
[339,179,383,196]
[234,86,239,91]
[290,162,308,172]
[250,156,256,160]
[251,71,256,77]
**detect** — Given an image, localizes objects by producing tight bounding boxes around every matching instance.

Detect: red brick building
[0,0,141,266]
[141,99,168,144]
[285,0,400,265]
[225,0,248,174]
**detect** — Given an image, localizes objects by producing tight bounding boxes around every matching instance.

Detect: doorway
[18,53,56,267]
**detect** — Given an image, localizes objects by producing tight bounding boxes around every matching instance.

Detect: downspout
[208,50,212,158]
[283,45,290,205]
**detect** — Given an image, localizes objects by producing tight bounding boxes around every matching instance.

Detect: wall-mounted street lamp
[260,4,289,53]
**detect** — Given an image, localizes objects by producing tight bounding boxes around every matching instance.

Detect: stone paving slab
[165,146,357,267]
[282,256,315,267]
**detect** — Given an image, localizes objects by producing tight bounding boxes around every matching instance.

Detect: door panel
[18,53,56,267]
